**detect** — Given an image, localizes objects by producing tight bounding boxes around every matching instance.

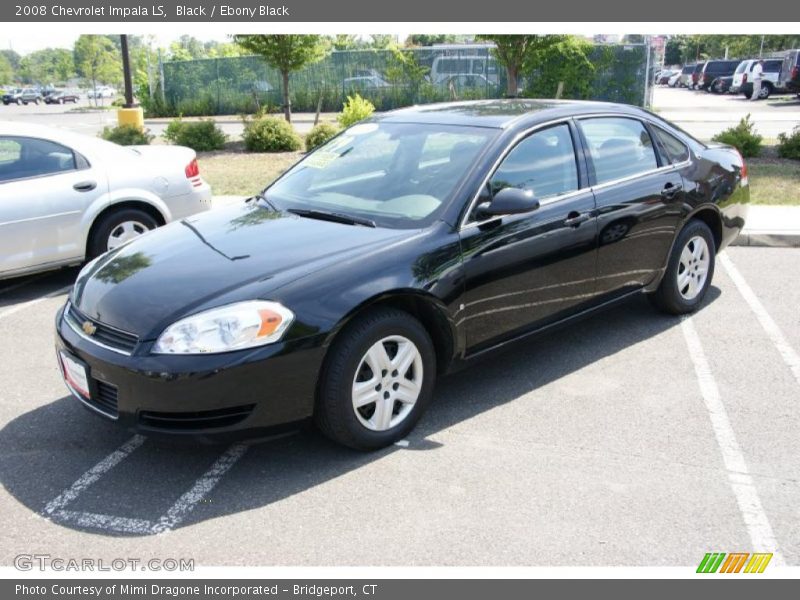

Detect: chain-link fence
[152,43,654,117]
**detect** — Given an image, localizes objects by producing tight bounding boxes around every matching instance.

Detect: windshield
[266,122,495,229]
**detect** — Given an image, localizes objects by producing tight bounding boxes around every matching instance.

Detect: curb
[730,232,800,248]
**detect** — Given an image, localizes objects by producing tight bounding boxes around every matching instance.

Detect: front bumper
[55,304,326,437]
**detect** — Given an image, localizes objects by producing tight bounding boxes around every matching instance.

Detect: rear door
[0,136,106,274]
[577,116,686,300]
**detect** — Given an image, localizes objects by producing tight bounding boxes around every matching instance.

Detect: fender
[644,203,723,293]
[321,288,460,373]
[78,188,172,251]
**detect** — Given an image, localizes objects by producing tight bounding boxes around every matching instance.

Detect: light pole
[116,34,145,130]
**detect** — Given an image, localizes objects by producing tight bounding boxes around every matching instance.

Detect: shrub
[242,116,302,152]
[305,123,340,151]
[338,93,375,128]
[777,126,800,160]
[99,124,153,146]
[711,114,763,158]
[163,117,227,151]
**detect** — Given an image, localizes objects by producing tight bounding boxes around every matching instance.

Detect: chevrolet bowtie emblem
[81,320,97,336]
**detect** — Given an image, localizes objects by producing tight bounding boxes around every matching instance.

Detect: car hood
[72,202,416,338]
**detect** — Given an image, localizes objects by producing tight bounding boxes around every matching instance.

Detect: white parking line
[151,443,249,534]
[720,253,800,387]
[53,510,154,535]
[43,435,146,515]
[681,317,784,565]
[0,285,71,321]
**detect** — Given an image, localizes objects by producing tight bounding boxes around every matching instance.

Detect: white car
[0,122,212,280]
[87,86,115,99]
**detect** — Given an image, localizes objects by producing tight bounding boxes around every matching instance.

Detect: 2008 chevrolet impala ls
[55,100,748,450]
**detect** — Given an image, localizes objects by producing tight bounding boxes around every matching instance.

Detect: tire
[87,208,159,259]
[743,90,752,99]
[759,83,772,99]
[649,219,716,315]
[34,98,40,104]
[315,308,437,450]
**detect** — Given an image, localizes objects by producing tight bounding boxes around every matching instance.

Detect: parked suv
[697,60,742,91]
[780,50,800,95]
[2,88,42,105]
[732,59,786,98]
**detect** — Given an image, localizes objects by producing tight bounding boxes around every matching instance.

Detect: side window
[489,123,579,200]
[580,117,658,184]
[0,136,77,183]
[651,126,690,165]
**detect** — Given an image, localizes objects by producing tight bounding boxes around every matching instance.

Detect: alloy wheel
[677,236,710,300]
[351,335,423,432]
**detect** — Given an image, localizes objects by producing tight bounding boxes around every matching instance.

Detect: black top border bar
[2,0,797,22]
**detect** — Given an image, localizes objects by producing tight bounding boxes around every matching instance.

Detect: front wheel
[315,308,436,450]
[649,220,716,315]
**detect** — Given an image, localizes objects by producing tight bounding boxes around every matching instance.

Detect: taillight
[742,73,748,84]
[735,150,748,185]
[792,66,799,80]
[185,158,199,178]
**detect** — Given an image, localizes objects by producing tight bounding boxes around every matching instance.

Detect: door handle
[661,182,683,198]
[564,211,591,227]
[73,180,97,192]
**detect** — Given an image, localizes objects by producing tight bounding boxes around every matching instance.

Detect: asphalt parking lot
[655,85,800,140]
[1,246,798,567]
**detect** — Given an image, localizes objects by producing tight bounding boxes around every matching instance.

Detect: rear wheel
[315,308,436,450]
[649,219,716,315]
[759,83,772,99]
[87,208,159,259]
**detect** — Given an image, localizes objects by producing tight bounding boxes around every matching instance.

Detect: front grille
[90,379,119,417]
[66,303,139,354]
[139,405,256,431]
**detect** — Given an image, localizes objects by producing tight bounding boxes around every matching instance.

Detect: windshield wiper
[287,208,376,228]
[248,192,279,212]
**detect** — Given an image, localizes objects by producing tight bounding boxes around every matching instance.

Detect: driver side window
[489,123,579,200]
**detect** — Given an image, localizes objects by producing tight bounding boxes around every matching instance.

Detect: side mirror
[476,187,540,219]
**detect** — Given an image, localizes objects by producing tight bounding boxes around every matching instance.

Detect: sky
[0,32,231,55]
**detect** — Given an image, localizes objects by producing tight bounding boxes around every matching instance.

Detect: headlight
[152,301,294,354]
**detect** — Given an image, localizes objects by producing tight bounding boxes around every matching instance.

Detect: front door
[458,122,598,353]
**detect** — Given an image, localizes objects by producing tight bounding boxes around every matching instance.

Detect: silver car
[0,122,213,279]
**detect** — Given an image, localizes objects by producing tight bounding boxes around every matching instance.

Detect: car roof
[375,99,649,130]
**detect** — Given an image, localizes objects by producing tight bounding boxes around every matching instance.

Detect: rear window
[735,61,749,74]
[682,65,695,74]
[580,117,658,185]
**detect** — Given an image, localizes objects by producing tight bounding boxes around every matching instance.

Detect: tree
[476,35,566,97]
[369,35,395,50]
[405,34,457,47]
[169,35,206,61]
[0,54,13,86]
[525,37,595,99]
[18,48,75,84]
[233,35,329,122]
[74,35,121,105]
[0,49,20,72]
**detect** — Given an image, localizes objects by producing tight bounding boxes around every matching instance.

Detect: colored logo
[82,320,97,336]
[697,552,773,573]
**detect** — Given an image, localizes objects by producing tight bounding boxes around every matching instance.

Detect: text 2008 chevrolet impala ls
[56,100,748,450]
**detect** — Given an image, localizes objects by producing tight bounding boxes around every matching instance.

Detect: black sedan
[56,100,749,450]
[44,91,80,104]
